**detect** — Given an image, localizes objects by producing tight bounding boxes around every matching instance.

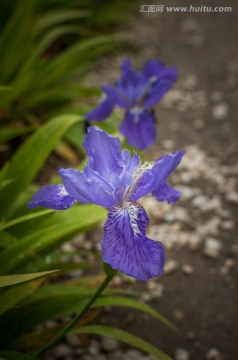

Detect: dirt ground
[85,1,238,359]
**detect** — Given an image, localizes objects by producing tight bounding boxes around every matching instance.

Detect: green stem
[34,271,116,358]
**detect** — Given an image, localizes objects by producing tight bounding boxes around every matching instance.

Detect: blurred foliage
[0,0,134,148]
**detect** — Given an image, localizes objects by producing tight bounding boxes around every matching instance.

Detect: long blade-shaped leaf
[0,278,46,315]
[0,205,106,274]
[0,209,53,232]
[71,325,171,360]
[0,114,82,218]
[0,270,58,288]
[95,296,175,330]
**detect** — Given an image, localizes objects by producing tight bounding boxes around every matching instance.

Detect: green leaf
[70,325,172,360]
[0,126,33,143]
[0,231,18,249]
[0,114,83,218]
[0,286,172,344]
[0,278,45,316]
[0,205,106,274]
[0,352,35,360]
[0,209,54,232]
[34,10,89,33]
[0,270,59,288]
[94,295,175,330]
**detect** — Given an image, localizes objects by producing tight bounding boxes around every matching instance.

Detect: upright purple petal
[86,95,114,122]
[115,59,143,106]
[83,126,124,182]
[151,180,181,204]
[122,149,141,175]
[120,110,156,150]
[60,167,116,208]
[102,203,165,281]
[27,184,76,210]
[142,60,166,78]
[130,150,185,201]
[144,67,178,108]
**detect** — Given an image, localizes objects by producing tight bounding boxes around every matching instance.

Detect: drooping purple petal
[27,184,76,210]
[120,110,156,150]
[59,167,116,208]
[86,95,114,122]
[151,180,181,204]
[102,203,165,281]
[130,150,185,201]
[83,126,124,182]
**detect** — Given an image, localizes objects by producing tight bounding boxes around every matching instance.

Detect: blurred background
[0,0,237,359]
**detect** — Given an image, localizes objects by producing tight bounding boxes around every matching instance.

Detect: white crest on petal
[112,202,141,238]
[133,162,152,181]
[58,185,68,196]
[130,107,143,124]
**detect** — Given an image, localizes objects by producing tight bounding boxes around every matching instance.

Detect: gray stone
[66,334,81,347]
[206,348,221,360]
[54,344,73,358]
[88,339,100,356]
[182,264,194,275]
[164,259,178,274]
[101,337,119,352]
[226,191,238,204]
[193,119,205,129]
[174,348,190,360]
[212,102,229,120]
[203,238,222,258]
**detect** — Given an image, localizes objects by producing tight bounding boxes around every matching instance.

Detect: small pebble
[182,264,194,275]
[101,337,119,352]
[212,102,229,120]
[66,334,81,347]
[187,331,195,340]
[206,347,221,360]
[54,344,72,358]
[164,259,178,274]
[203,238,222,258]
[193,118,205,129]
[225,258,235,268]
[174,348,190,360]
[173,309,184,321]
[226,191,238,204]
[88,339,100,356]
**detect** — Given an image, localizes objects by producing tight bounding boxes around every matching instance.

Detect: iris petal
[102,203,165,281]
[83,126,124,183]
[120,110,156,150]
[144,68,178,108]
[27,184,75,210]
[86,95,114,122]
[122,149,141,175]
[151,180,181,204]
[142,60,175,79]
[102,84,127,108]
[60,168,116,208]
[130,150,185,201]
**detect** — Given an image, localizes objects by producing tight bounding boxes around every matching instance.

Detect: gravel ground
[43,1,238,359]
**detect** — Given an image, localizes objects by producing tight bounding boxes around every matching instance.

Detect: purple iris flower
[28,126,184,281]
[86,59,178,150]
